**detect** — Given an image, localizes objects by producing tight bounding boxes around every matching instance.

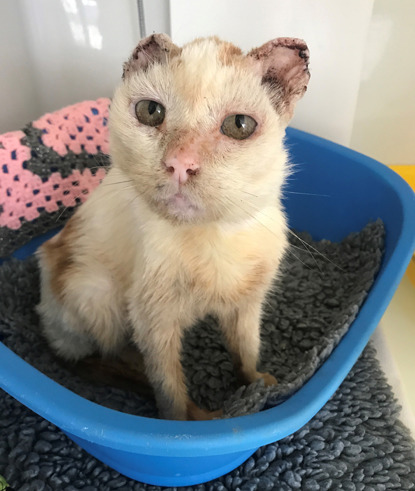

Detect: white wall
[0,0,141,133]
[350,0,415,165]
[18,0,140,117]
[143,0,170,36]
[0,0,40,132]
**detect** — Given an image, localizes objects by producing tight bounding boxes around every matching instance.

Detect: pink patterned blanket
[0,99,111,256]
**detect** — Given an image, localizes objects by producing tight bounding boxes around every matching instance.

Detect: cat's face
[109,35,309,225]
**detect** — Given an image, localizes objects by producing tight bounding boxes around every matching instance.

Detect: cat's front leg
[130,310,188,420]
[218,301,277,387]
[129,307,220,420]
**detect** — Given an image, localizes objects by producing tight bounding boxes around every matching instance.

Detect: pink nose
[164,153,200,184]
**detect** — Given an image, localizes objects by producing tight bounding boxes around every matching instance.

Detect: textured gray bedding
[1,220,414,489]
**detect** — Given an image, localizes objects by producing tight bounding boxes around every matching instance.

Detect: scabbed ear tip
[251,37,310,66]
[122,33,179,79]
[248,36,310,122]
[275,37,308,49]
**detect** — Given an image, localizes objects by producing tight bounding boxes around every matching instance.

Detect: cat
[36,34,310,420]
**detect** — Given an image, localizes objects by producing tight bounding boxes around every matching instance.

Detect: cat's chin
[160,192,204,223]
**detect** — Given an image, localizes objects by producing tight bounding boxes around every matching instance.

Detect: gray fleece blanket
[1,220,415,489]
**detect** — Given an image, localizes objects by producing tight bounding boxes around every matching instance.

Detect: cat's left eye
[135,100,166,127]
[221,114,257,140]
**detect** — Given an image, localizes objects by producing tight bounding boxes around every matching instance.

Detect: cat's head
[110,34,310,225]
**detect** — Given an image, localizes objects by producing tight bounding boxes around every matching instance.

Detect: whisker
[101,179,134,187]
[240,190,259,198]
[283,245,314,270]
[288,241,323,273]
[224,196,343,272]
[54,182,138,223]
[287,229,344,272]
[215,194,314,270]
[122,191,144,214]
[284,190,331,198]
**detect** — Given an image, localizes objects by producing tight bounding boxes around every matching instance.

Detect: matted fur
[37,34,310,420]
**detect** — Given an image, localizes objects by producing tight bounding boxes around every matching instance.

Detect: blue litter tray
[1,128,414,486]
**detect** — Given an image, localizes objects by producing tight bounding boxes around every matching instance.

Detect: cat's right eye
[135,100,166,127]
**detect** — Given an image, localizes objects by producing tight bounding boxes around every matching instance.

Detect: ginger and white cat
[36,34,310,420]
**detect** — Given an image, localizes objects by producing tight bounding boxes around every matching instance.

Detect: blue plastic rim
[1,128,414,486]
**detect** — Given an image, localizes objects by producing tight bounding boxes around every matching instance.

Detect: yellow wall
[389,165,415,287]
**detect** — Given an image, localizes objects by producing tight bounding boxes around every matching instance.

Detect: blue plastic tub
[1,128,414,486]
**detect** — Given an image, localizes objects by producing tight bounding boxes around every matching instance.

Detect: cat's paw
[186,401,223,421]
[257,371,278,387]
[237,370,278,387]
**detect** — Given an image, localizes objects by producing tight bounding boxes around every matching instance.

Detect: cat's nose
[164,153,200,184]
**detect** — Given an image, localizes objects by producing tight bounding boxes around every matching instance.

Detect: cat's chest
[184,246,272,305]
[139,222,282,306]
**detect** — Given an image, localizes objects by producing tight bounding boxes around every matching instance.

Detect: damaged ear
[248,38,310,123]
[123,33,181,79]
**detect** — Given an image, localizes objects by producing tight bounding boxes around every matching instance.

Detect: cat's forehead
[175,37,251,86]
[166,38,264,110]
[129,38,255,88]
[180,37,244,67]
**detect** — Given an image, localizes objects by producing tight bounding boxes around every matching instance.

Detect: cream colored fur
[37,35,309,420]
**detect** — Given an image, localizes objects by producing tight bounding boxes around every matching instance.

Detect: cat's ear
[248,38,310,122]
[123,34,181,79]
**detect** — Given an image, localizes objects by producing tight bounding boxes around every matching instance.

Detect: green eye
[221,114,257,140]
[135,100,166,127]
